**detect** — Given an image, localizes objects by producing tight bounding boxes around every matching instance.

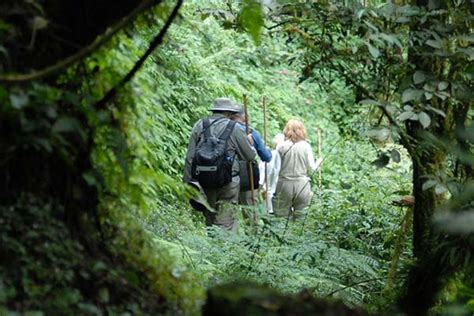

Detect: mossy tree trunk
[399,1,473,314]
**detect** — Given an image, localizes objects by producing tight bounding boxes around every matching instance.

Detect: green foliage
[0,195,165,315]
[1,0,470,314]
[237,0,264,45]
[130,0,412,312]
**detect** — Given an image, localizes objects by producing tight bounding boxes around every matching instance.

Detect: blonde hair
[283,119,307,143]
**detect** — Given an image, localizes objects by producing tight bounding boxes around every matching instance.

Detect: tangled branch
[0,0,161,84]
[94,0,183,110]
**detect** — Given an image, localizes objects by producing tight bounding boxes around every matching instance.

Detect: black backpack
[239,160,260,192]
[192,118,236,189]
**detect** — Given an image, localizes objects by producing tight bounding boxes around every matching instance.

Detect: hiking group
[183,97,323,233]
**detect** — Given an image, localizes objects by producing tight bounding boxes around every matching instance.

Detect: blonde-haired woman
[274,119,322,219]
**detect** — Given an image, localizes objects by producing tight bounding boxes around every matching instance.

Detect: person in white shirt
[259,133,285,214]
[273,119,323,219]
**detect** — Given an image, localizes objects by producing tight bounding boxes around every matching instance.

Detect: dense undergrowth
[112,0,414,312]
[3,0,448,314]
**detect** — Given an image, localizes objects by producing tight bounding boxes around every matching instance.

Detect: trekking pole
[263,96,269,212]
[243,94,255,205]
[317,128,322,188]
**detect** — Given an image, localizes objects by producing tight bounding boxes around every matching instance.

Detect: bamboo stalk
[243,94,255,205]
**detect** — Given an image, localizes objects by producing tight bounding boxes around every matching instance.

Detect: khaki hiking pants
[273,178,312,219]
[239,190,259,225]
[204,176,240,233]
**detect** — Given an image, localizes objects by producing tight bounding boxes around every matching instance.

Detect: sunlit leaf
[438,81,449,91]
[426,39,442,49]
[9,92,29,109]
[398,111,415,121]
[367,43,380,59]
[32,16,49,30]
[402,88,421,103]
[426,105,445,117]
[366,128,391,141]
[422,179,437,191]
[390,149,401,163]
[413,71,425,84]
[435,184,447,194]
[418,111,431,128]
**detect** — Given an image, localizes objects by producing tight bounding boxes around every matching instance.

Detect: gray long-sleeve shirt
[183,113,257,183]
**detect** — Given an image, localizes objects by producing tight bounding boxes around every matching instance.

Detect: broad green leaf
[379,33,402,48]
[409,113,419,121]
[457,48,474,59]
[98,288,109,304]
[9,92,29,109]
[426,39,442,49]
[434,91,450,100]
[423,83,436,92]
[390,149,401,163]
[32,16,48,30]
[398,111,414,121]
[34,138,52,153]
[418,111,431,128]
[52,117,80,133]
[238,0,264,45]
[438,81,449,90]
[413,71,425,84]
[457,34,474,42]
[364,21,378,32]
[83,172,98,187]
[402,88,421,103]
[367,43,380,59]
[359,99,381,106]
[426,105,446,117]
[422,179,437,191]
[0,45,7,57]
[396,17,410,23]
[366,128,391,141]
[435,184,447,194]
[356,8,366,19]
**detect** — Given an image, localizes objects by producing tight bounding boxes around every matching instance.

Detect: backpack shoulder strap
[281,143,295,158]
[202,119,211,137]
[219,120,236,141]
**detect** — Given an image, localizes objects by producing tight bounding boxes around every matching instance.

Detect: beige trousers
[203,176,240,232]
[239,190,259,225]
[273,178,312,219]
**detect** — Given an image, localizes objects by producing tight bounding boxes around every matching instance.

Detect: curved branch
[94,0,183,110]
[0,0,161,84]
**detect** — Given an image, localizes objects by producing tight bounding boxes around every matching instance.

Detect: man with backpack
[231,110,272,203]
[184,98,256,232]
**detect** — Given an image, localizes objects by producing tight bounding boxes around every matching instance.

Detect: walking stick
[317,128,322,188]
[243,94,255,205]
[262,96,269,212]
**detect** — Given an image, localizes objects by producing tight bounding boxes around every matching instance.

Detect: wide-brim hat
[209,97,242,113]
